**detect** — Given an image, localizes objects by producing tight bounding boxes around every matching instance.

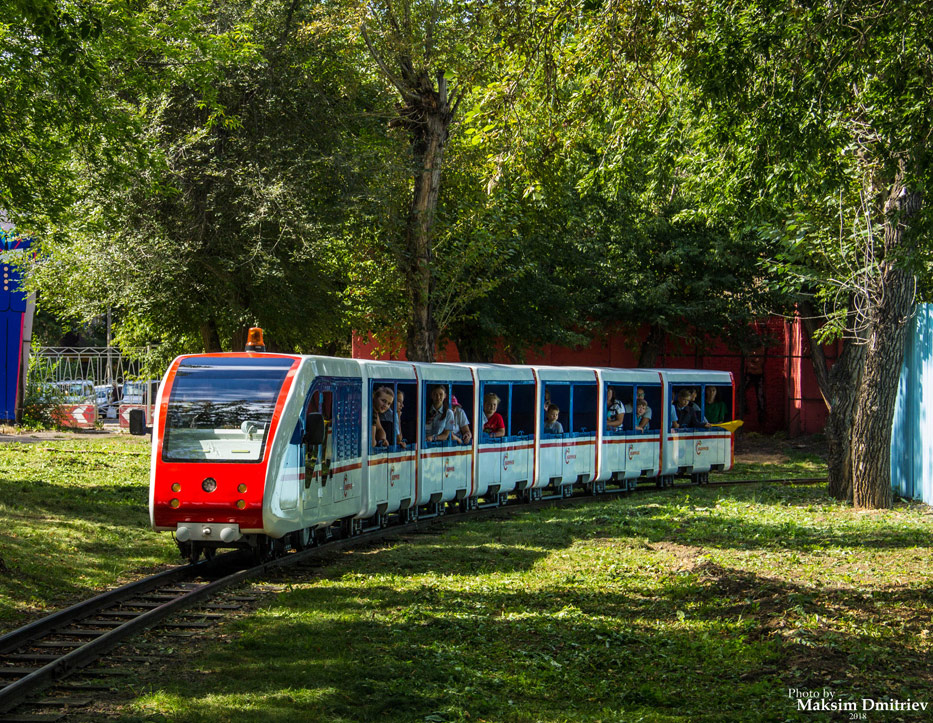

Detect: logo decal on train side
[564,448,576,465]
[696,442,709,455]
[628,446,640,461]
[342,474,351,496]
[503,454,514,470]
[445,465,455,477]
[390,466,399,485]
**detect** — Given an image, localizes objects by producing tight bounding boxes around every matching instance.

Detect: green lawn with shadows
[0,435,179,628]
[121,483,933,723]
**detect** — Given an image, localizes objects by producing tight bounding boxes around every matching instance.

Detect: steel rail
[0,564,197,656]
[0,563,242,713]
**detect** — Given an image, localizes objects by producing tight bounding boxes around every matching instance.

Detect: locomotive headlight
[237,483,247,493]
[202,477,217,493]
[170,498,180,508]
[171,483,181,492]
[236,499,246,510]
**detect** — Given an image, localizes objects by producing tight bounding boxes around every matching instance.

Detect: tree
[27,0,394,355]
[658,0,933,507]
[1,0,115,221]
[460,3,783,367]
[350,0,580,361]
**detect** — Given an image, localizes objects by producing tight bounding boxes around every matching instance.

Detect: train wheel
[177,541,196,563]
[253,538,271,563]
[293,527,313,551]
[271,537,288,558]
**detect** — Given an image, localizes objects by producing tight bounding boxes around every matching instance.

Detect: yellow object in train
[712,420,744,433]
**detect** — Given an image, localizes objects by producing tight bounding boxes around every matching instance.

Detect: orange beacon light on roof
[245,327,265,352]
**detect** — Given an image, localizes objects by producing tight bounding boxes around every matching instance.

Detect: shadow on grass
[0,475,165,627]
[129,484,933,722]
[136,555,933,723]
[556,483,933,553]
[0,476,148,523]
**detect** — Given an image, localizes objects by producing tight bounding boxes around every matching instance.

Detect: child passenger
[482,392,506,438]
[394,390,407,448]
[426,385,456,442]
[634,399,651,431]
[672,389,710,429]
[372,386,395,447]
[636,387,652,424]
[450,395,472,444]
[543,404,563,434]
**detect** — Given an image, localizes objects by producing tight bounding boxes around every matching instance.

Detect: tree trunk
[452,325,495,363]
[850,268,914,508]
[849,181,921,509]
[230,325,250,353]
[798,298,865,502]
[637,324,666,367]
[200,320,222,352]
[824,339,864,503]
[401,75,452,362]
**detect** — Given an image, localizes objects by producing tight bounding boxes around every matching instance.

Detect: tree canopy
[8,0,932,508]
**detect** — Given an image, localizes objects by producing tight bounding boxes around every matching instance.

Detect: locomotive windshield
[161,356,296,463]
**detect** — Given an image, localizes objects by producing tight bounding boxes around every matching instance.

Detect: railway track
[0,475,824,721]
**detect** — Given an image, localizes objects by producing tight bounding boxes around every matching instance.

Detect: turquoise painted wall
[891,304,933,503]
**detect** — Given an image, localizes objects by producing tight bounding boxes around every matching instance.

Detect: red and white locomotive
[149,337,735,561]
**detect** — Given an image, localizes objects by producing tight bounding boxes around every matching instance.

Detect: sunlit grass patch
[0,434,177,628]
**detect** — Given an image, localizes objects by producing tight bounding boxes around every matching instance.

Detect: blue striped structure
[0,233,31,422]
[891,304,933,502]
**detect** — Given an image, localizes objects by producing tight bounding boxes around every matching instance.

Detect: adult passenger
[606,387,625,430]
[704,386,727,425]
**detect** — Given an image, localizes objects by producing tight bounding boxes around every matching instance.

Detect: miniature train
[149,346,736,561]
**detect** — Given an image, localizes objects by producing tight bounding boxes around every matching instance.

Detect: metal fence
[28,347,152,386]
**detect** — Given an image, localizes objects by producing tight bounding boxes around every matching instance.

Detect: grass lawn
[2,432,931,721]
[118,485,933,723]
[0,432,177,629]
